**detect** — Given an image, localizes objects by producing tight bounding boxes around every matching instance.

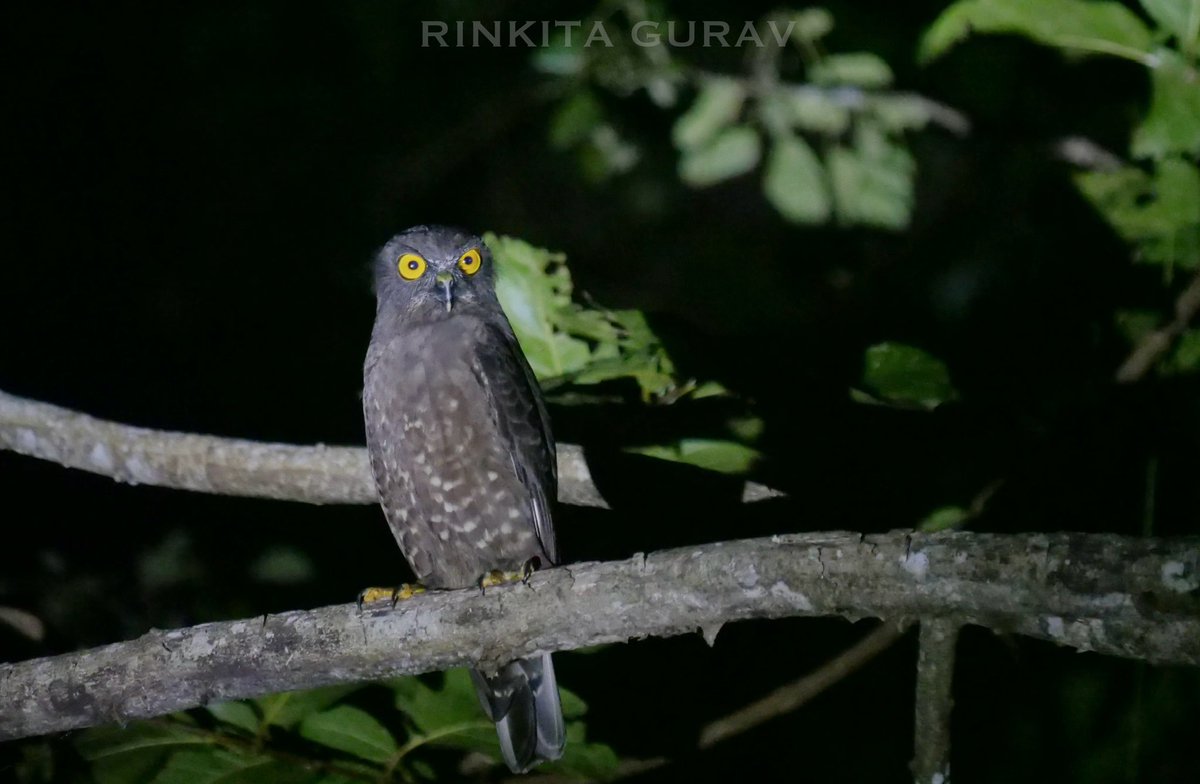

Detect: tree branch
[911,618,959,784]
[0,388,781,509]
[2,530,1196,741]
[1115,269,1200,383]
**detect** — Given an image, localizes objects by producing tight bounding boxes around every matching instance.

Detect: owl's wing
[471,321,558,563]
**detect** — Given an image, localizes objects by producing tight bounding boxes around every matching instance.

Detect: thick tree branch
[2,531,1197,741]
[0,389,781,509]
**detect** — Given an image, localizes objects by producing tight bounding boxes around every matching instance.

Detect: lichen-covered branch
[2,530,1196,741]
[911,618,959,784]
[0,388,780,509]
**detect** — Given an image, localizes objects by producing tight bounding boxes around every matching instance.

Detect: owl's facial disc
[378,229,492,321]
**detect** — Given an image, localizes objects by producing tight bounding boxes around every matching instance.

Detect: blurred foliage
[919,0,1159,63]
[923,0,1200,277]
[488,232,763,473]
[538,4,967,229]
[1118,309,1200,376]
[854,342,959,410]
[916,505,971,532]
[627,437,762,474]
[487,232,682,398]
[65,673,618,784]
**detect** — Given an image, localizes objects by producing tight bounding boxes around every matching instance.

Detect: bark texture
[2,530,1196,741]
[0,389,780,509]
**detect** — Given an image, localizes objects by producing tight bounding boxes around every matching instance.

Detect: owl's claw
[356,584,426,613]
[478,557,543,594]
[478,569,517,593]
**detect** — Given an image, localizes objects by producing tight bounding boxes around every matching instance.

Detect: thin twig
[1053,136,1124,172]
[1115,270,1200,383]
[697,620,911,748]
[911,618,959,784]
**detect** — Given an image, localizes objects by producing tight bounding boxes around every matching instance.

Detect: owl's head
[372,225,499,321]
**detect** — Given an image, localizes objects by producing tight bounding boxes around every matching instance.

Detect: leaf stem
[380,721,494,782]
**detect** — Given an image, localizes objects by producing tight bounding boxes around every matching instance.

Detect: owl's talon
[478,569,510,593]
[356,584,426,613]
[478,558,544,594]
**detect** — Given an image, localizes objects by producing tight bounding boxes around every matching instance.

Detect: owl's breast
[363,317,546,588]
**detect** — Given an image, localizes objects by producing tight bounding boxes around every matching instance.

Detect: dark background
[2,2,1197,782]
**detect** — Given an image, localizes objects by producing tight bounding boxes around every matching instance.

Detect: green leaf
[629,439,762,475]
[487,234,592,379]
[393,662,618,782]
[1138,0,1200,45]
[551,722,621,780]
[531,37,585,77]
[764,135,831,223]
[791,8,835,41]
[255,684,364,730]
[1132,50,1200,159]
[75,723,209,784]
[299,705,397,764]
[869,94,935,132]
[672,78,746,151]
[727,414,764,441]
[1153,158,1200,267]
[550,90,604,150]
[861,342,957,409]
[558,686,589,720]
[577,124,641,181]
[1166,328,1200,374]
[393,669,489,737]
[1074,158,1200,269]
[777,88,851,135]
[758,87,854,136]
[391,670,499,756]
[486,234,687,400]
[679,125,762,187]
[828,123,915,229]
[568,352,673,395]
[311,776,367,784]
[809,52,894,88]
[918,506,970,532]
[205,701,261,734]
[151,749,293,784]
[919,0,1156,64]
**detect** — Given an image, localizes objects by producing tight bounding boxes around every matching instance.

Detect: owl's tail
[470,653,565,773]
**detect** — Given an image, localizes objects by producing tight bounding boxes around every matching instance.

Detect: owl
[362,225,564,772]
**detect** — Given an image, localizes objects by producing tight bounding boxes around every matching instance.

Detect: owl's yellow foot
[478,556,543,593]
[356,584,426,612]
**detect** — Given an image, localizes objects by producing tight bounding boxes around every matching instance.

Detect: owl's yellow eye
[397,253,427,281]
[458,248,482,276]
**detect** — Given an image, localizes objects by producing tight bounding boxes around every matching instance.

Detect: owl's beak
[435,271,454,312]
